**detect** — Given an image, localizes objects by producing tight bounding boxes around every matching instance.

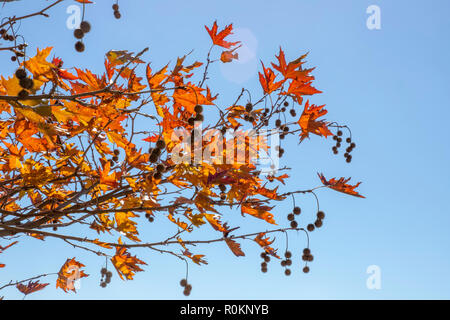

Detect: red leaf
[318,173,365,198]
[205,21,240,49]
[16,281,49,296]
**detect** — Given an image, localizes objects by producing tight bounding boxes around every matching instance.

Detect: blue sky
[1,0,450,299]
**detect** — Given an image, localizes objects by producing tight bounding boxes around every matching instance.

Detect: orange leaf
[318,173,365,198]
[205,21,240,49]
[16,281,49,296]
[224,238,245,257]
[56,258,88,293]
[258,62,283,94]
[297,100,332,141]
[241,202,276,224]
[111,246,147,280]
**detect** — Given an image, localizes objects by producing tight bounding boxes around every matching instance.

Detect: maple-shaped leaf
[204,213,229,233]
[224,238,245,257]
[205,21,240,49]
[267,173,289,185]
[318,173,365,198]
[297,100,332,141]
[271,48,308,79]
[258,62,283,94]
[256,185,286,200]
[111,245,147,280]
[56,258,88,293]
[16,281,49,296]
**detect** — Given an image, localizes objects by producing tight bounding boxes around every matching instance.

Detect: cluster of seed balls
[187,104,204,125]
[74,21,91,53]
[280,251,293,276]
[218,183,227,201]
[1,29,26,62]
[179,278,192,296]
[100,267,113,288]
[260,251,271,273]
[108,149,121,166]
[112,3,122,19]
[287,206,301,228]
[15,68,34,99]
[332,130,356,163]
[244,102,258,123]
[148,139,167,180]
[306,211,325,232]
[301,248,314,272]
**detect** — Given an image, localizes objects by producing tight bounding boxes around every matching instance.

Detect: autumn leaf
[318,173,365,198]
[297,100,332,141]
[220,45,241,63]
[205,21,240,49]
[16,281,49,296]
[182,249,208,265]
[111,245,147,280]
[56,258,88,293]
[258,62,283,94]
[254,233,280,258]
[241,202,276,225]
[271,48,308,79]
[224,238,245,257]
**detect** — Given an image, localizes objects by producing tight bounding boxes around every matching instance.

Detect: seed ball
[183,289,191,296]
[15,69,27,79]
[180,279,187,287]
[260,252,267,259]
[74,28,84,39]
[193,104,203,113]
[281,260,287,267]
[290,221,298,228]
[284,101,289,107]
[302,255,307,261]
[346,156,352,163]
[75,41,85,52]
[245,102,253,112]
[314,219,323,228]
[101,267,107,275]
[156,164,165,173]
[194,113,204,122]
[337,130,343,136]
[112,155,119,162]
[303,266,310,273]
[148,216,154,222]
[220,193,226,201]
[153,171,162,180]
[303,248,311,255]
[317,211,325,219]
[145,213,150,219]
[290,109,296,117]
[261,267,268,273]
[350,142,356,148]
[285,269,291,276]
[100,282,107,288]
[187,117,195,126]
[19,77,34,90]
[11,56,17,62]
[261,262,267,268]
[264,255,270,263]
[80,21,91,33]
[287,213,295,221]
[283,126,289,132]
[307,224,315,232]
[156,139,166,149]
[219,184,226,192]
[18,89,29,99]
[112,4,119,10]
[286,259,292,266]
[248,116,255,123]
[149,153,159,163]
[346,138,352,143]
[114,10,121,19]
[151,147,161,157]
[293,207,301,215]
[333,135,338,141]
[284,251,292,259]
[308,255,314,262]
[106,271,112,278]
[275,119,281,127]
